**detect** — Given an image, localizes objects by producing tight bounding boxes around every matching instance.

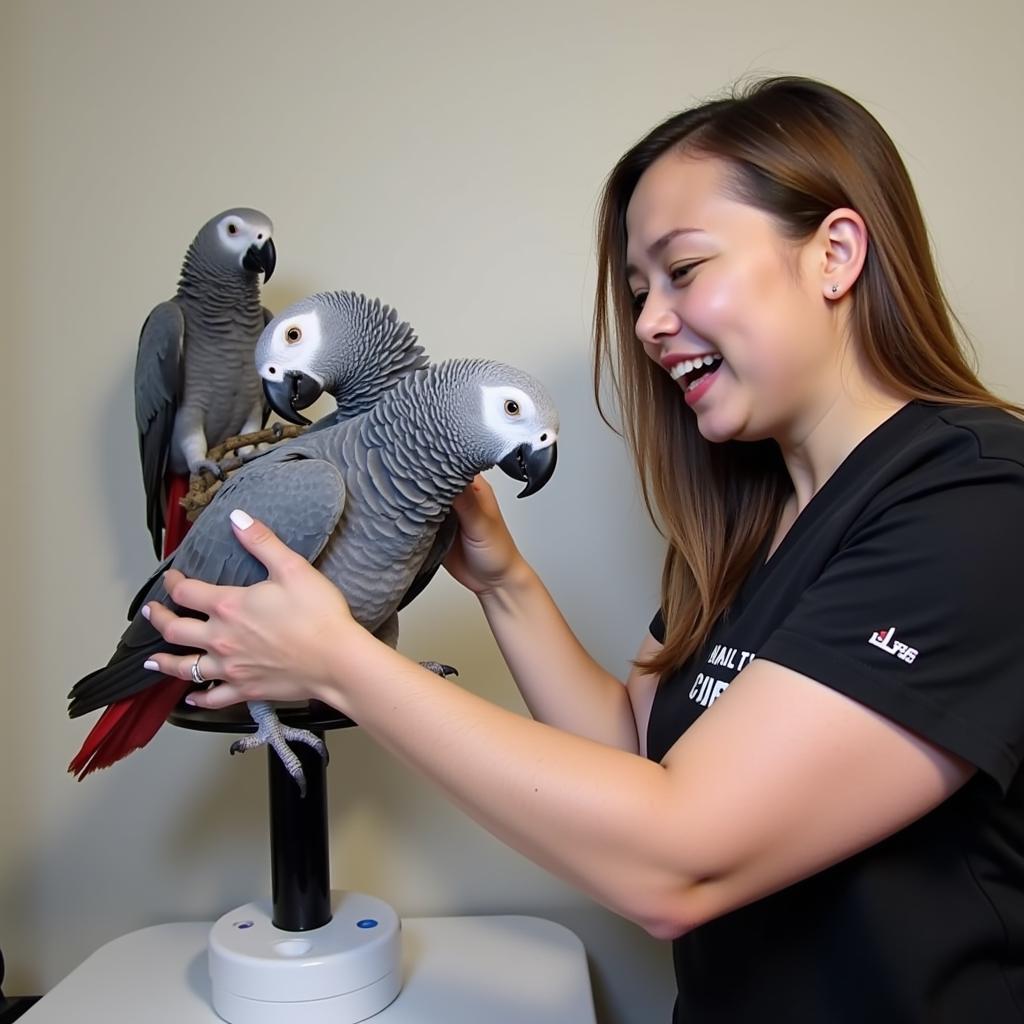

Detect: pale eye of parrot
[504,399,520,416]
[285,326,302,344]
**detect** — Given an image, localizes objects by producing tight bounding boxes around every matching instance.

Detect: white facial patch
[481,385,558,448]
[216,213,274,260]
[258,311,325,383]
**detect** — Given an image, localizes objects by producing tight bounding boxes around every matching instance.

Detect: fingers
[142,600,208,648]
[186,682,245,710]
[161,569,227,616]
[142,651,245,710]
[143,649,220,684]
[227,508,304,579]
[451,475,503,530]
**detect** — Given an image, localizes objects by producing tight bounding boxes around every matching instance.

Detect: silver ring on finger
[191,654,208,685]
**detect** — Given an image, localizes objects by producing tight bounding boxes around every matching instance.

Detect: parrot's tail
[68,679,192,779]
[162,473,192,559]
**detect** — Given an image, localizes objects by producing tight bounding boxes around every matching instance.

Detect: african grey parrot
[69,359,559,792]
[256,291,429,430]
[254,291,460,611]
[135,207,277,558]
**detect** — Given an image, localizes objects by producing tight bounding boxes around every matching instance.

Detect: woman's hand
[443,476,530,597]
[142,509,368,713]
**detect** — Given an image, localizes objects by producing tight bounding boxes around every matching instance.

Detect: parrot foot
[236,443,273,464]
[420,660,459,678]
[192,457,226,481]
[233,700,329,798]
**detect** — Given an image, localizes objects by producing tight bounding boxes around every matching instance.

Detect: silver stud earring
[831,284,839,294]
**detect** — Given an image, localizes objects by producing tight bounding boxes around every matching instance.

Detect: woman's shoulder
[856,399,1024,532]
[884,402,1024,493]
[925,403,1024,465]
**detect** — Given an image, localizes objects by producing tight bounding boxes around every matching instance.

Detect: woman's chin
[693,406,742,445]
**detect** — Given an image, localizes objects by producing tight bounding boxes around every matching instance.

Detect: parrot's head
[471,361,560,498]
[192,207,276,282]
[257,291,429,425]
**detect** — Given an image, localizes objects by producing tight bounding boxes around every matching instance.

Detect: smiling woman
[145,76,1024,1024]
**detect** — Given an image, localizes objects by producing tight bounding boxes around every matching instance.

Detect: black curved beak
[262,371,324,425]
[498,442,558,498]
[243,237,277,282]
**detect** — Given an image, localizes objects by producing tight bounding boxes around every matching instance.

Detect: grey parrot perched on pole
[69,358,559,793]
[135,207,277,558]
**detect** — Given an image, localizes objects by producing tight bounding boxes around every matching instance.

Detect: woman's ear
[819,207,868,300]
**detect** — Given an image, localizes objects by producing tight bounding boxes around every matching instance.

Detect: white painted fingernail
[143,660,159,671]
[141,604,151,620]
[230,509,254,530]
[185,695,198,706]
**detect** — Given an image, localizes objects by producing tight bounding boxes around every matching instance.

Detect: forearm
[328,639,698,937]
[477,562,639,752]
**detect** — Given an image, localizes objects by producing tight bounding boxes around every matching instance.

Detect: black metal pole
[268,733,332,931]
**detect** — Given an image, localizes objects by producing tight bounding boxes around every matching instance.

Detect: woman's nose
[634,289,681,347]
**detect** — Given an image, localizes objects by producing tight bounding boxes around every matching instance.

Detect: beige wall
[3,1,1021,1020]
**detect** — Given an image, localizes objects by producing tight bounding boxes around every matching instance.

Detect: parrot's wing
[68,453,346,717]
[396,509,459,612]
[173,453,345,589]
[135,300,185,557]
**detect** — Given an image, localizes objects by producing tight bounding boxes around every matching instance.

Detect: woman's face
[625,151,840,444]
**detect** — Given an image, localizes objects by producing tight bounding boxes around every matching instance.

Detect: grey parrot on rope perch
[134,207,277,559]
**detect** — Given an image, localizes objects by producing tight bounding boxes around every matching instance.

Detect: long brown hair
[594,76,1022,677]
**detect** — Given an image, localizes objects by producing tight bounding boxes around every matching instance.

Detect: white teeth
[668,353,722,382]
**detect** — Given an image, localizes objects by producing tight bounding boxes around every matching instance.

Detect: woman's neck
[777,385,909,513]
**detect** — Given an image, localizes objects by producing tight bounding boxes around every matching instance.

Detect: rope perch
[181,424,307,521]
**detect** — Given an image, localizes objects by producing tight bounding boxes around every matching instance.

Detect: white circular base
[209,892,402,1024]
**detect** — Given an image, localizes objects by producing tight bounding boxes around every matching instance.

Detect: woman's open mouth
[668,353,724,403]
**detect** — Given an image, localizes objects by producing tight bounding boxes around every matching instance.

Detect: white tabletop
[20,915,597,1023]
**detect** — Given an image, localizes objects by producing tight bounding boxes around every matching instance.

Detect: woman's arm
[445,477,647,752]
[148,512,975,940]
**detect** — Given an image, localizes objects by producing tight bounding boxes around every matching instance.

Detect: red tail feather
[162,472,192,558]
[68,678,193,779]
[69,474,196,779]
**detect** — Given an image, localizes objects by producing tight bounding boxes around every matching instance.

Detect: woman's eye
[631,291,647,316]
[670,262,698,282]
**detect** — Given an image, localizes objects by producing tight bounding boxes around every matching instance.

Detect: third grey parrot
[70,359,559,792]
[255,291,457,610]
[135,207,277,557]
[256,291,429,429]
